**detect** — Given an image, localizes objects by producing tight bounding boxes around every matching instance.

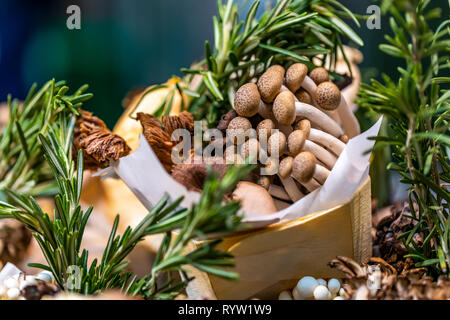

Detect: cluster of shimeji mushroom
[227,64,358,211]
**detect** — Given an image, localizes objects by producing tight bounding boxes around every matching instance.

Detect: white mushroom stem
[294,102,344,138]
[314,164,330,184]
[299,178,321,192]
[336,95,360,138]
[279,176,304,202]
[303,140,337,169]
[268,184,291,201]
[309,128,346,156]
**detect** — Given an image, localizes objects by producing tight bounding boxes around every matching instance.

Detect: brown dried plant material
[0,219,32,268]
[372,201,422,273]
[74,110,131,169]
[161,111,195,136]
[217,110,238,132]
[137,112,195,173]
[21,280,60,300]
[171,159,228,193]
[329,256,450,300]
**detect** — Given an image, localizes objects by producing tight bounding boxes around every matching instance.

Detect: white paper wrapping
[98,117,382,227]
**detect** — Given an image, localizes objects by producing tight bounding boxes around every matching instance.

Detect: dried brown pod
[74,110,131,169]
[136,112,175,172]
[171,161,228,193]
[161,111,194,136]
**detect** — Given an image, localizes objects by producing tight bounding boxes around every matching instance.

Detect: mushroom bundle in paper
[83,62,381,224]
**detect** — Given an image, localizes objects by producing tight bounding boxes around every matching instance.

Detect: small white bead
[4,277,19,289]
[7,287,21,299]
[296,276,318,299]
[0,285,6,295]
[25,276,37,285]
[317,278,327,286]
[327,278,341,294]
[19,280,34,290]
[333,296,345,300]
[339,288,346,296]
[278,290,293,300]
[292,287,302,300]
[313,285,332,300]
[36,271,53,282]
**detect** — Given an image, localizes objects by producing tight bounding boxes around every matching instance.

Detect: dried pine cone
[73,110,131,169]
[0,219,32,268]
[329,256,450,300]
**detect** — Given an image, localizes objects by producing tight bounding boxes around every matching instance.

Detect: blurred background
[1,0,448,204]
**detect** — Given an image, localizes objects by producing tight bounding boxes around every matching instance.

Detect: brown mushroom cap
[279,156,294,179]
[294,119,311,138]
[267,130,286,157]
[315,81,341,111]
[294,88,312,104]
[234,83,261,117]
[267,65,285,76]
[287,130,306,156]
[285,63,308,93]
[257,65,285,103]
[224,146,244,164]
[240,138,259,161]
[273,90,296,125]
[292,151,316,183]
[309,67,330,85]
[228,116,252,131]
[256,119,275,140]
[227,116,252,145]
[232,181,277,215]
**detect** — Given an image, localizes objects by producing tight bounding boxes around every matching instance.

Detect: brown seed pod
[234,83,261,117]
[273,90,296,126]
[315,81,341,111]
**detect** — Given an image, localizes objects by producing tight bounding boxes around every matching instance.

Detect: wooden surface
[186,177,372,300]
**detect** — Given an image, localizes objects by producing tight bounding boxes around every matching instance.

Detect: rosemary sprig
[358,0,450,277]
[0,80,92,197]
[182,0,362,126]
[0,109,253,297]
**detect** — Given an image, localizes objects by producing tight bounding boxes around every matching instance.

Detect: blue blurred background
[1,0,448,127]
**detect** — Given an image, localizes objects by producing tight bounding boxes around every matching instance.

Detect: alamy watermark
[66,5,81,30]
[171,121,281,176]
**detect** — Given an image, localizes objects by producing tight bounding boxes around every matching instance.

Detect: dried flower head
[329,256,450,300]
[171,159,228,193]
[74,110,131,169]
[137,111,195,173]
